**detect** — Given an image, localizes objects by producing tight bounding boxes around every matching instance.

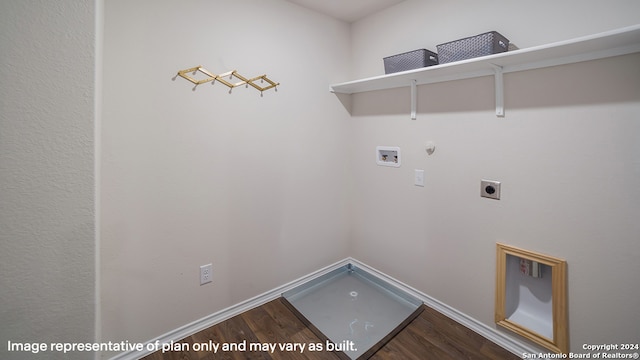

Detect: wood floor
[142,298,519,360]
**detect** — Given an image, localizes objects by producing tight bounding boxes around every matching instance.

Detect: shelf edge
[331,24,640,95]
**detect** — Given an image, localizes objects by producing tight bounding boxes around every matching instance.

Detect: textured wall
[0,0,96,359]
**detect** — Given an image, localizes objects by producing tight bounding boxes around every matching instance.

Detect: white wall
[349,0,640,353]
[100,0,352,352]
[0,1,96,359]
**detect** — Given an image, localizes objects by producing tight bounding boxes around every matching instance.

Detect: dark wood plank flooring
[142,298,519,360]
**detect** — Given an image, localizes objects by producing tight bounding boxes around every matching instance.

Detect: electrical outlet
[200,264,212,285]
[481,180,501,200]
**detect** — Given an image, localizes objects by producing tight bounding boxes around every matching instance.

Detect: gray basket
[383,49,438,74]
[436,31,509,64]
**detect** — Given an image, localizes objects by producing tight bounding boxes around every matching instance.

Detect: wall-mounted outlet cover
[414,169,425,187]
[481,180,501,200]
[200,263,213,285]
[376,146,401,167]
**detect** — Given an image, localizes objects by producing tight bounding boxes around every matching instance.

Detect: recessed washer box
[376,146,401,167]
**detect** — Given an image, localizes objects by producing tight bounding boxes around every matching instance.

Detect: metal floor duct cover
[283,264,423,359]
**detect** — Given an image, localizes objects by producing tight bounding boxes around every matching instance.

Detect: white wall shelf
[330,25,640,118]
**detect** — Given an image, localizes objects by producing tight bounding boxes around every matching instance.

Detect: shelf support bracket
[410,79,417,120]
[492,65,504,117]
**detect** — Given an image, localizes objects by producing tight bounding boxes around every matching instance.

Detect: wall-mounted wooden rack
[330,24,640,119]
[176,66,279,96]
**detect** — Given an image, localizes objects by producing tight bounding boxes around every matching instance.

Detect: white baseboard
[107,258,352,360]
[109,257,535,359]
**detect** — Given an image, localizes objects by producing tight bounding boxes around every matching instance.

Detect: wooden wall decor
[174,65,279,96]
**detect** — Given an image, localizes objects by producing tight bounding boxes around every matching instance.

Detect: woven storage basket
[436,31,509,64]
[383,49,438,74]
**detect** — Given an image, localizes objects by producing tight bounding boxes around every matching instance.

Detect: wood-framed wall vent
[495,243,568,354]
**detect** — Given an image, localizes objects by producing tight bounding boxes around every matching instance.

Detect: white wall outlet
[200,263,213,285]
[414,169,425,187]
[376,146,401,167]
